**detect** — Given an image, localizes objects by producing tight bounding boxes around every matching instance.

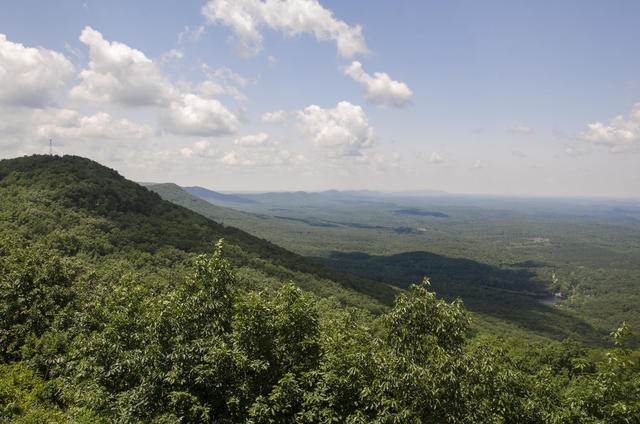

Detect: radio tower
[49,138,53,155]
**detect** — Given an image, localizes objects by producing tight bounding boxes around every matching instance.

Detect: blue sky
[1,0,639,196]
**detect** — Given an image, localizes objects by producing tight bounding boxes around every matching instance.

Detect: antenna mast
[49,138,53,155]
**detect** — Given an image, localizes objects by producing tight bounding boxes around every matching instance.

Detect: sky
[1,0,639,197]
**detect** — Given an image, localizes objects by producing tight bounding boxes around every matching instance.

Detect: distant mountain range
[183,186,258,204]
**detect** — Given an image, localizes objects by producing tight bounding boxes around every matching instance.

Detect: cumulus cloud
[202,0,368,58]
[508,125,533,134]
[218,151,256,166]
[297,100,374,156]
[35,109,152,140]
[578,103,640,152]
[261,109,287,123]
[218,148,305,167]
[160,93,240,136]
[342,61,413,108]
[428,152,443,163]
[197,80,246,102]
[180,139,217,158]
[198,64,248,102]
[159,48,184,63]
[70,26,177,106]
[209,66,249,87]
[69,28,240,137]
[197,80,226,97]
[234,132,270,146]
[0,34,74,107]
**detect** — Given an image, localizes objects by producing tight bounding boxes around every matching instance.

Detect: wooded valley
[1,155,639,422]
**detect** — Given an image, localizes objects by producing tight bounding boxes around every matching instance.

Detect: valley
[1,155,638,422]
[151,183,640,347]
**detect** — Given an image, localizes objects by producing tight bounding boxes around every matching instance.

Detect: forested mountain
[0,155,397,312]
[1,155,639,422]
[150,183,625,346]
[182,186,258,205]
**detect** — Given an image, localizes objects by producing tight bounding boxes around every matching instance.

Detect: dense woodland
[1,155,639,422]
[151,182,640,347]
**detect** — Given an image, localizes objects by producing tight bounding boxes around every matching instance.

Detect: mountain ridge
[0,154,397,312]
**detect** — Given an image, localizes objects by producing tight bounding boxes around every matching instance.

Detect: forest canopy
[0,155,638,422]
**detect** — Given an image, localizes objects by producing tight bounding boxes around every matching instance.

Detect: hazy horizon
[1,1,639,197]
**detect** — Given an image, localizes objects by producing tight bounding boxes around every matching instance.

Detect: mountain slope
[183,185,257,204]
[151,183,611,345]
[0,155,397,313]
[149,183,262,226]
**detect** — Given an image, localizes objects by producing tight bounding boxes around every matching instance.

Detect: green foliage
[1,155,639,422]
[0,237,77,362]
[0,155,395,313]
[0,362,100,423]
[0,239,638,422]
[151,179,640,347]
[384,278,468,356]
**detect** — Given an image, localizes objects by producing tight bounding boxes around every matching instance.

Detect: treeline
[1,239,639,422]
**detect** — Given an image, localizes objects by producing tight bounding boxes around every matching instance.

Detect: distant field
[150,185,640,347]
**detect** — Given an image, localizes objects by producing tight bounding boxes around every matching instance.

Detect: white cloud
[472,160,483,169]
[210,66,249,87]
[159,48,184,63]
[234,132,270,146]
[197,80,247,102]
[160,93,240,136]
[0,34,74,107]
[508,125,533,134]
[578,103,640,152]
[428,151,443,163]
[278,149,306,165]
[35,109,152,140]
[70,26,177,106]
[202,0,368,58]
[261,109,287,123]
[180,139,217,158]
[197,80,226,97]
[199,64,248,102]
[342,61,413,108]
[69,28,240,137]
[178,25,205,43]
[297,100,374,156]
[218,147,305,167]
[218,151,255,166]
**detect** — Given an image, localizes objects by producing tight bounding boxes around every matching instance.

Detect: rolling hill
[149,182,614,346]
[0,155,397,313]
[1,155,638,422]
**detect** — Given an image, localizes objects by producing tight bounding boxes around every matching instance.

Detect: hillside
[183,185,258,204]
[1,155,639,422]
[150,183,618,346]
[150,183,257,225]
[0,155,397,313]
